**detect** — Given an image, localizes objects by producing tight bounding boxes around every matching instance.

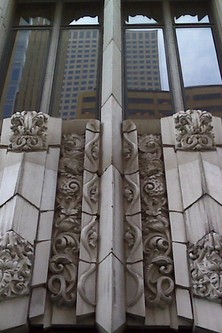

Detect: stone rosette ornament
[174,109,215,151]
[9,110,48,151]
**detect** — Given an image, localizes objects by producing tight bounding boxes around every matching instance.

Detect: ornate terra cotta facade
[1,1,222,333]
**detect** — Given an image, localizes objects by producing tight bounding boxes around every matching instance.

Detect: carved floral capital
[174,109,215,151]
[0,231,33,301]
[9,110,48,152]
[189,231,222,301]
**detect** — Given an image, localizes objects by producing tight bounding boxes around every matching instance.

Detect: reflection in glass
[125,29,172,118]
[174,15,209,24]
[69,16,99,25]
[62,3,100,26]
[0,30,50,118]
[126,15,158,25]
[17,4,53,25]
[51,29,99,119]
[172,1,209,24]
[176,28,222,115]
[123,2,163,25]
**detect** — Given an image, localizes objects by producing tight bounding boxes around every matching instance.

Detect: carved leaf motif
[189,231,222,301]
[48,134,85,306]
[0,231,33,301]
[77,216,98,306]
[138,134,174,308]
[174,109,215,151]
[9,110,48,151]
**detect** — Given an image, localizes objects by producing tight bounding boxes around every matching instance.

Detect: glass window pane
[0,30,50,118]
[123,2,163,25]
[176,27,222,116]
[125,29,173,119]
[16,4,54,26]
[126,15,158,25]
[62,3,100,26]
[172,1,209,24]
[51,29,99,120]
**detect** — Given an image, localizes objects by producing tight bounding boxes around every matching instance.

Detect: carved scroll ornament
[48,134,84,306]
[0,231,33,301]
[9,111,48,151]
[138,134,174,308]
[189,231,222,301]
[174,109,215,151]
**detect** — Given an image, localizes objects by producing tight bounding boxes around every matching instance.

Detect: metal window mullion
[40,1,62,114]
[162,0,184,112]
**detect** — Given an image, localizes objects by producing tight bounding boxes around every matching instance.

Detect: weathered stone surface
[163,148,183,212]
[96,254,125,333]
[99,165,124,263]
[193,297,222,332]
[101,96,122,173]
[18,151,47,207]
[126,261,145,320]
[177,151,204,209]
[32,240,51,286]
[51,305,76,325]
[103,0,121,51]
[29,287,47,318]
[0,296,29,331]
[0,152,24,206]
[0,196,39,244]
[172,242,190,288]
[40,148,60,211]
[169,212,187,243]
[37,211,54,242]
[76,261,96,318]
[175,288,193,320]
[161,116,176,146]
[102,41,122,107]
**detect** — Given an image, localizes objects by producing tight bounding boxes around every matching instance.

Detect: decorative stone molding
[189,231,222,301]
[77,215,98,307]
[0,230,33,301]
[77,121,100,312]
[138,134,174,308]
[9,110,48,151]
[123,121,144,313]
[125,216,144,307]
[122,120,138,174]
[174,109,215,151]
[48,134,85,306]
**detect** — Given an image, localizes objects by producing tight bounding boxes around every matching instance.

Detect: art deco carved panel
[138,134,174,308]
[48,134,85,306]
